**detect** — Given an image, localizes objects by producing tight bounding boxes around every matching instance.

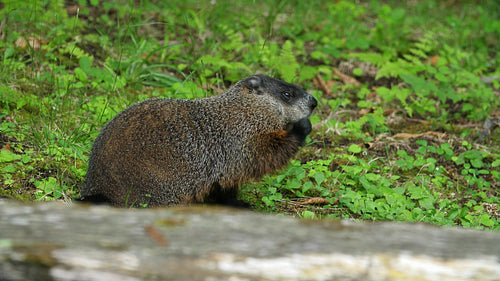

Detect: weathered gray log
[0,199,499,281]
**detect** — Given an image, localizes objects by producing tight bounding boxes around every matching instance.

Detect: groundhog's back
[82,91,286,207]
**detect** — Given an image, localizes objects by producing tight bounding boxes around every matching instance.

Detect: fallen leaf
[332,69,361,86]
[296,197,334,206]
[424,55,440,67]
[383,108,398,116]
[15,36,42,50]
[1,143,12,152]
[313,74,334,97]
[15,37,27,49]
[66,4,81,17]
[393,133,420,139]
[359,107,374,116]
[363,142,375,149]
[392,131,447,139]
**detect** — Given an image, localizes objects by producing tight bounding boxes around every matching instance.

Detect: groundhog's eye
[281,92,292,100]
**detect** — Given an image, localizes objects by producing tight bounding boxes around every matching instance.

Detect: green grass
[0,0,499,230]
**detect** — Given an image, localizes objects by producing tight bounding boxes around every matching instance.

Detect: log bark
[0,200,499,281]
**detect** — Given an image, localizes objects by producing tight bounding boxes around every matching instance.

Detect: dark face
[244,74,318,123]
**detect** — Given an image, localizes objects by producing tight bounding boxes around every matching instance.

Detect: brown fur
[81,75,317,207]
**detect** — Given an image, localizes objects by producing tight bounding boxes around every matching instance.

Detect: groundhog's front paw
[293,118,312,135]
[290,118,312,145]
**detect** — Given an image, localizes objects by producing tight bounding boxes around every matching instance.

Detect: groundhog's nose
[309,95,318,110]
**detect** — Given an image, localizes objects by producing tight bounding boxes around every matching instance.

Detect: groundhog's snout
[302,94,317,117]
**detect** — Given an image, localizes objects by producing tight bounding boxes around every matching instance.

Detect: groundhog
[81,74,317,207]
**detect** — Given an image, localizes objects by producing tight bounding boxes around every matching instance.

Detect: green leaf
[401,74,437,96]
[447,208,460,220]
[393,187,405,195]
[21,154,31,164]
[376,59,413,79]
[419,196,436,210]
[416,146,427,155]
[314,172,326,185]
[285,178,301,190]
[470,158,483,169]
[277,40,299,82]
[276,174,286,184]
[2,164,17,173]
[289,167,306,180]
[480,214,494,227]
[4,47,15,59]
[0,150,22,162]
[348,52,389,67]
[415,140,427,146]
[435,72,450,82]
[301,211,316,220]
[321,44,341,58]
[79,56,93,71]
[348,144,362,154]
[74,68,88,82]
[299,66,318,83]
[302,181,313,193]
[375,86,393,100]
[407,185,426,199]
[353,68,363,76]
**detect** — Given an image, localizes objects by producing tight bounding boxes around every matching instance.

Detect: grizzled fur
[81,74,317,207]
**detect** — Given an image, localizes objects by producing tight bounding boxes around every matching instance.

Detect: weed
[1,0,498,229]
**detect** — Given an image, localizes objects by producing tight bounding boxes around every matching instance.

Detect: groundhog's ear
[245,75,264,94]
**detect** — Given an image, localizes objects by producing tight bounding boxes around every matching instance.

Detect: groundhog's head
[242,74,318,127]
